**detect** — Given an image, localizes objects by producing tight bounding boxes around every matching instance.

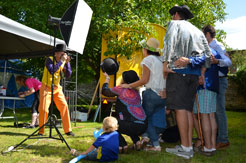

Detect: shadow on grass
[0,125,16,128]
[0,122,30,128]
[29,144,69,155]
[0,131,29,136]
[26,144,75,163]
[73,135,95,139]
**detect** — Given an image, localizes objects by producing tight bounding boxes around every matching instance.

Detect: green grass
[0,108,246,163]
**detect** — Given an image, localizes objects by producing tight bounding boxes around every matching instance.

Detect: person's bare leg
[176,110,189,147]
[201,113,212,149]
[209,112,217,149]
[187,111,193,147]
[31,113,38,126]
[193,114,200,138]
[193,114,202,147]
[36,113,39,126]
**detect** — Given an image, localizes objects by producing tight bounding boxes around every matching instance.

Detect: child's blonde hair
[103,116,118,133]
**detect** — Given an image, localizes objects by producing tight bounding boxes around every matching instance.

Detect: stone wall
[226,78,246,111]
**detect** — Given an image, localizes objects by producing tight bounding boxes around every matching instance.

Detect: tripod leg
[9,123,46,152]
[50,119,71,151]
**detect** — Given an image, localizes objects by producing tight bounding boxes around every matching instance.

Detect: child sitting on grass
[70,116,119,162]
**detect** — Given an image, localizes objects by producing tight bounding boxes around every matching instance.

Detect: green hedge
[233,68,246,98]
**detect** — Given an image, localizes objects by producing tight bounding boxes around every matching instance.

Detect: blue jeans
[216,77,229,143]
[142,89,166,147]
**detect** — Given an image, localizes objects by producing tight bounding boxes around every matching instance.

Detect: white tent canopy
[0,14,66,59]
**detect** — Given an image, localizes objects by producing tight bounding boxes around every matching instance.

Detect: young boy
[70,117,119,162]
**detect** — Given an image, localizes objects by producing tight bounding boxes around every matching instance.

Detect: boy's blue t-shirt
[93,131,119,162]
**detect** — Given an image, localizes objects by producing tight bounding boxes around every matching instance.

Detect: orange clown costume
[38,45,73,135]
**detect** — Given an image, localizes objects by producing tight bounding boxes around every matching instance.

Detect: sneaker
[144,146,161,152]
[190,149,194,158]
[159,134,164,143]
[65,131,75,137]
[159,137,164,143]
[166,145,193,159]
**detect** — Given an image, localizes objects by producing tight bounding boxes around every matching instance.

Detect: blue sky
[216,0,246,50]
[223,0,246,19]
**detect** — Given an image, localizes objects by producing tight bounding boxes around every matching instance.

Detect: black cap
[100,58,119,75]
[122,70,139,84]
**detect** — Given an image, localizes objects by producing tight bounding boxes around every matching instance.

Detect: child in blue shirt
[71,116,119,162]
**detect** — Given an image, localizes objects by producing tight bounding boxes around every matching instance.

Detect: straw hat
[140,38,161,53]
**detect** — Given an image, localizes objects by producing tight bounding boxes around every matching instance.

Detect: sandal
[144,146,161,152]
[119,147,123,154]
[192,138,203,152]
[193,144,203,152]
[140,137,150,145]
[140,137,150,149]
[195,139,202,147]
[70,149,80,156]
[123,146,128,154]
[119,145,128,154]
[133,141,142,151]
[198,147,215,157]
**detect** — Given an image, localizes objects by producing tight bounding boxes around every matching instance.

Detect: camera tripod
[5,113,71,153]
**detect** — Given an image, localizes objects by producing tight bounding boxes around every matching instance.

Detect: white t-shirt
[141,55,166,95]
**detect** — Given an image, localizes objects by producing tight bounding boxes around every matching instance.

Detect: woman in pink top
[16,76,41,128]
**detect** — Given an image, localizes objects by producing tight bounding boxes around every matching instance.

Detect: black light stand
[2,23,71,154]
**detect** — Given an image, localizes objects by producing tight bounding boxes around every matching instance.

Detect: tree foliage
[0,0,227,82]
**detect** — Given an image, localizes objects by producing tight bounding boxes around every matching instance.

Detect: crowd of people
[16,4,231,162]
[70,4,230,161]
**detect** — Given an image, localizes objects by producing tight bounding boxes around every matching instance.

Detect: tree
[0,0,75,80]
[0,0,227,82]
